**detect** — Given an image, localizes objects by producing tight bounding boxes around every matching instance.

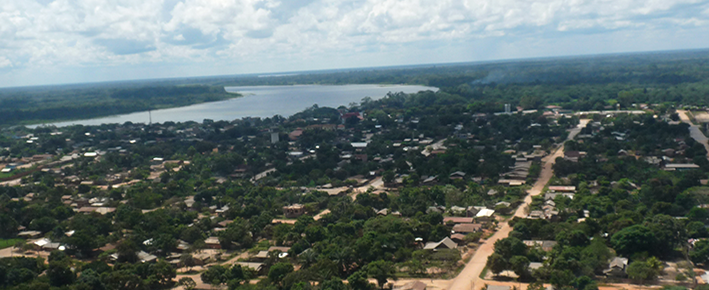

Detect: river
[32,84,436,127]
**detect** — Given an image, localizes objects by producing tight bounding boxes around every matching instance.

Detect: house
[528,210,544,219]
[523,240,558,251]
[288,129,303,140]
[137,251,158,263]
[254,250,270,260]
[475,209,495,222]
[76,207,116,215]
[443,217,474,224]
[604,257,628,277]
[17,231,42,239]
[450,206,467,215]
[449,171,466,180]
[282,204,305,218]
[423,237,458,250]
[205,237,221,249]
[498,179,526,186]
[217,220,233,227]
[376,208,389,216]
[545,192,575,200]
[452,223,483,234]
[450,233,467,245]
[547,186,576,193]
[466,206,487,217]
[427,206,445,214]
[33,238,61,251]
[564,151,586,162]
[529,262,544,271]
[269,246,291,254]
[237,262,266,275]
[663,163,700,171]
[394,281,427,290]
[351,142,369,149]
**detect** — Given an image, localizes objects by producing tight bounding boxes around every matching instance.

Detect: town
[2,90,709,290]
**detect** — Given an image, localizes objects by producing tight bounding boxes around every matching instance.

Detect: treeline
[0,85,234,125]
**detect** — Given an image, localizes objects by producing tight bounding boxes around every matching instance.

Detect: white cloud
[0,57,13,68]
[0,0,707,87]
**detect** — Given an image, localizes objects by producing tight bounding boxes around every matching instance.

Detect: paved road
[446,120,588,290]
[677,110,709,158]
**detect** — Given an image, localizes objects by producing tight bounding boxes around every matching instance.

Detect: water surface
[34,84,436,127]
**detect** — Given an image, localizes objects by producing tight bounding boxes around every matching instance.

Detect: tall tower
[504,104,511,114]
[271,132,279,144]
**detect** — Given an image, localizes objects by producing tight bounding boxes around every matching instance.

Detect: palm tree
[299,249,317,268]
[331,247,354,275]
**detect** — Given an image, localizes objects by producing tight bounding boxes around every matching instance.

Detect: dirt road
[446,120,588,290]
[349,176,384,200]
[677,110,709,158]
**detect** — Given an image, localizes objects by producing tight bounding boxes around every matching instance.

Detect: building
[205,237,221,249]
[604,257,628,277]
[663,163,700,171]
[237,262,266,275]
[137,251,158,263]
[17,231,42,239]
[443,217,474,224]
[452,223,483,234]
[547,186,576,192]
[288,129,303,140]
[449,171,466,180]
[475,208,495,222]
[450,233,467,245]
[270,132,279,144]
[283,204,306,218]
[564,151,586,162]
[523,240,558,251]
[423,237,458,250]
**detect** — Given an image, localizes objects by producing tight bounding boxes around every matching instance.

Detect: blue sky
[0,0,708,88]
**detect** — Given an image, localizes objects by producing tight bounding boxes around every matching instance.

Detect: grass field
[0,239,23,249]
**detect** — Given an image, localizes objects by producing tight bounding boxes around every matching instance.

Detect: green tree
[611,225,656,257]
[627,261,655,282]
[47,261,75,287]
[268,262,294,285]
[320,277,348,290]
[180,254,197,272]
[486,253,507,275]
[148,260,176,287]
[382,170,395,184]
[366,260,397,289]
[348,270,373,290]
[509,255,530,279]
[178,277,196,290]
[550,269,575,290]
[201,265,228,286]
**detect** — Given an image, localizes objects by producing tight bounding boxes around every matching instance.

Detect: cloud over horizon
[0,0,708,87]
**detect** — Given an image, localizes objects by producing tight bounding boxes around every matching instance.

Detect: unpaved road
[677,110,709,158]
[349,176,384,200]
[446,120,588,290]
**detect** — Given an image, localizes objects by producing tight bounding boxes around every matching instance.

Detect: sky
[1,0,709,88]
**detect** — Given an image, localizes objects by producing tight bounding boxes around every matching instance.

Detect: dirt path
[446,120,588,290]
[313,209,331,220]
[349,177,384,200]
[677,110,709,158]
